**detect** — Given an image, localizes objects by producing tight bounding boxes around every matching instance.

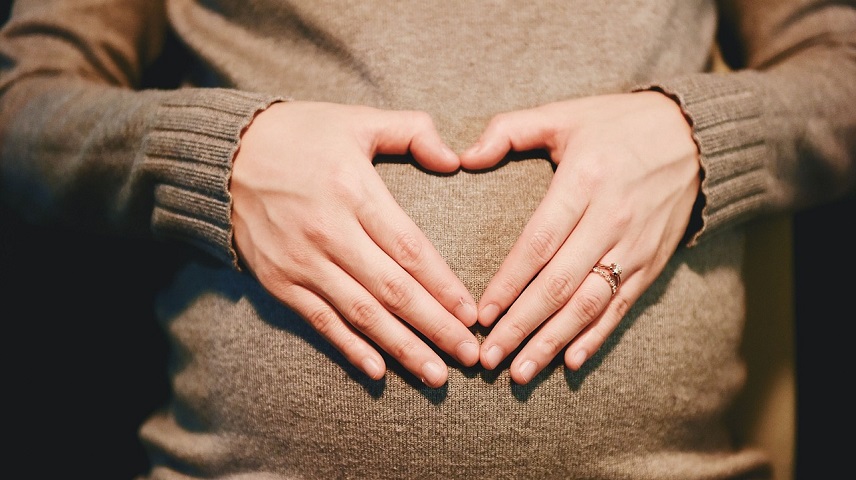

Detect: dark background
[0,3,852,479]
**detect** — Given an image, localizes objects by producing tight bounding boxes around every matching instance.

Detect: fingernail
[362,357,383,380]
[463,142,482,157]
[571,350,587,370]
[421,361,445,387]
[479,304,501,326]
[519,360,537,384]
[453,298,478,325]
[441,145,458,163]
[456,341,479,365]
[484,345,504,370]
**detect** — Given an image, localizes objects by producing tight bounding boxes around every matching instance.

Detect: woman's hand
[460,92,701,384]
[231,101,480,387]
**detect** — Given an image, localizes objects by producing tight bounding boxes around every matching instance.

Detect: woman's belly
[141,159,769,479]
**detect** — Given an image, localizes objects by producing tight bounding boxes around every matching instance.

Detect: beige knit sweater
[1,1,854,479]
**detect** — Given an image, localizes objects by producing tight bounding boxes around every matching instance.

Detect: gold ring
[592,262,622,296]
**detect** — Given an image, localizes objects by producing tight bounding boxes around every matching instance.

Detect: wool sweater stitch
[1,1,854,479]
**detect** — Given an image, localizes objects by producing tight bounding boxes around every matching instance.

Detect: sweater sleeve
[636,0,856,246]
[0,0,282,266]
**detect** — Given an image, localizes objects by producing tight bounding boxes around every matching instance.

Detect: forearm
[640,0,856,245]
[0,1,281,265]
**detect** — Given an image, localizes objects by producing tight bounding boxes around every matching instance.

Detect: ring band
[592,262,622,296]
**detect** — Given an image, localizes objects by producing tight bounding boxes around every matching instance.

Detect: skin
[230,101,480,388]
[231,91,700,388]
[459,91,702,384]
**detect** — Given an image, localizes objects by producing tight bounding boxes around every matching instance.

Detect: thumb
[459,109,554,170]
[370,109,460,173]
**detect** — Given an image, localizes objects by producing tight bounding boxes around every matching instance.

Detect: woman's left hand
[459,91,701,384]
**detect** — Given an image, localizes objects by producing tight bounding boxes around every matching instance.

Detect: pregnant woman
[1,1,854,478]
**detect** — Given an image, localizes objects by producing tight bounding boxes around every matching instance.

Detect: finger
[333,212,480,367]
[476,171,587,327]
[355,166,479,328]
[368,109,460,173]
[480,211,612,371]
[507,274,613,384]
[311,264,452,388]
[564,272,636,371]
[459,108,557,170]
[285,285,387,381]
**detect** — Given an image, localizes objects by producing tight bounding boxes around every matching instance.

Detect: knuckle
[347,297,383,332]
[376,273,413,312]
[496,275,522,299]
[431,280,455,305]
[507,320,531,344]
[577,159,608,187]
[302,230,330,251]
[302,216,336,246]
[537,332,568,358]
[339,333,360,353]
[580,328,608,353]
[391,338,419,363]
[527,227,561,264]
[542,270,575,308]
[248,262,278,286]
[328,167,367,206]
[611,294,631,319]
[305,306,339,339]
[390,230,423,269]
[427,320,452,345]
[569,290,604,324]
[609,206,632,232]
[591,329,608,348]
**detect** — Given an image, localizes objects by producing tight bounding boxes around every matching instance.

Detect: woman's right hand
[230,101,479,387]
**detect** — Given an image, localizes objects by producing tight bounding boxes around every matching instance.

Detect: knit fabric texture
[1,0,855,478]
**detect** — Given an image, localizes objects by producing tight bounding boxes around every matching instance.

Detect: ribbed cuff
[635,72,769,247]
[144,88,283,267]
